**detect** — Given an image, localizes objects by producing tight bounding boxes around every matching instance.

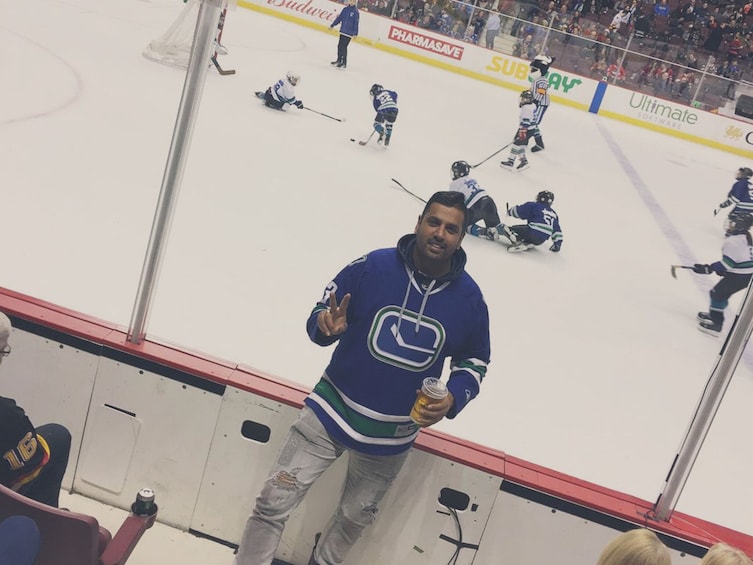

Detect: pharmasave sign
[387,26,464,61]
[628,93,698,130]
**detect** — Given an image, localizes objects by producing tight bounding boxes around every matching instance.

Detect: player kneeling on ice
[500,90,536,172]
[370,83,398,146]
[255,71,304,111]
[448,160,507,241]
[694,210,753,336]
[494,190,563,253]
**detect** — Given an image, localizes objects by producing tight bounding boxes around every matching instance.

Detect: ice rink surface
[2,0,752,543]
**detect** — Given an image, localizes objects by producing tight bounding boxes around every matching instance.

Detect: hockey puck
[350,138,356,142]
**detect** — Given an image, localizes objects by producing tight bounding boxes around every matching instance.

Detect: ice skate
[530,145,544,153]
[500,158,515,170]
[698,319,722,336]
[498,225,518,244]
[516,159,529,171]
[507,241,535,253]
[484,226,498,241]
[384,132,391,146]
[697,312,713,322]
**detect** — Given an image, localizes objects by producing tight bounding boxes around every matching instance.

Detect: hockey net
[144,0,201,69]
[144,0,235,69]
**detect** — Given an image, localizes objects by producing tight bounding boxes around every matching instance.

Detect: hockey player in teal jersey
[234,191,490,565]
[255,71,304,111]
[527,55,554,153]
[694,210,753,336]
[448,160,505,240]
[500,90,537,172]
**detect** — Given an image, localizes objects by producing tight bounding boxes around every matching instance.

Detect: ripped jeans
[234,406,409,565]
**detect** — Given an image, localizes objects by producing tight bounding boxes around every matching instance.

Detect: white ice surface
[2,0,751,537]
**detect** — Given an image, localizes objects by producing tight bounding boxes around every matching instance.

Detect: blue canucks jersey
[373,89,398,114]
[509,201,563,244]
[304,234,490,456]
[726,178,753,214]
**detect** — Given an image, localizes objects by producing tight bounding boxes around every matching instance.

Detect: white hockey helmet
[286,71,300,86]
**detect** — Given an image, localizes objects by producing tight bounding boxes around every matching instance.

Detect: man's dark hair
[421,191,468,229]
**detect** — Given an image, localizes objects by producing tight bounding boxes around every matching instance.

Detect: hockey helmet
[370,83,383,97]
[727,210,753,234]
[529,55,554,79]
[737,167,753,179]
[519,90,534,107]
[451,160,471,180]
[286,71,300,86]
[536,190,555,205]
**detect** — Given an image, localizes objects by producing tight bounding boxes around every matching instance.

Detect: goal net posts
[143,0,236,69]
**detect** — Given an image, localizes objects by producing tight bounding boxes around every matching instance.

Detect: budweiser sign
[387,26,464,60]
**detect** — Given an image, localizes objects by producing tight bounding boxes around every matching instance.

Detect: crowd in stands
[358,0,753,110]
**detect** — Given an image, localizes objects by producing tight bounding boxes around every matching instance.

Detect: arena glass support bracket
[127,0,226,345]
[653,277,753,521]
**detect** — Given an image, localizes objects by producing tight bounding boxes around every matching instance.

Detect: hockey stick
[211,8,235,76]
[304,107,346,122]
[211,55,235,75]
[670,265,695,279]
[470,143,512,168]
[391,178,427,204]
[351,131,376,146]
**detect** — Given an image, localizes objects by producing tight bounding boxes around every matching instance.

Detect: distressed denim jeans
[234,406,409,565]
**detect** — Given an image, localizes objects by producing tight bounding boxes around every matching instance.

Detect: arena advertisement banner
[238,0,753,158]
[598,85,753,157]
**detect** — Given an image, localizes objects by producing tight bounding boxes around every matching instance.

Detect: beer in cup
[410,377,448,425]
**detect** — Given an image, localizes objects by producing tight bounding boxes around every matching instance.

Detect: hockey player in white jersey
[500,90,536,172]
[255,71,304,111]
[694,210,753,336]
[527,55,554,153]
[448,160,505,240]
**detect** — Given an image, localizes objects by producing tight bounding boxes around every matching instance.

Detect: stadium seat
[0,484,157,565]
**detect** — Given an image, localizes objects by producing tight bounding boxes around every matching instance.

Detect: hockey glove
[692,263,713,274]
[294,100,304,109]
[714,201,731,216]
[549,241,562,252]
[516,127,528,142]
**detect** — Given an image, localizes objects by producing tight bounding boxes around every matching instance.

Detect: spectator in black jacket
[0,312,71,507]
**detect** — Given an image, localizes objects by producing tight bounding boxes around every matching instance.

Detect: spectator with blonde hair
[701,543,753,565]
[597,528,671,565]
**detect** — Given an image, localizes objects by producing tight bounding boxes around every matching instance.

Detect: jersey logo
[368,306,444,371]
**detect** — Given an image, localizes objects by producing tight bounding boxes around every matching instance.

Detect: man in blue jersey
[329,0,359,69]
[234,191,490,565]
